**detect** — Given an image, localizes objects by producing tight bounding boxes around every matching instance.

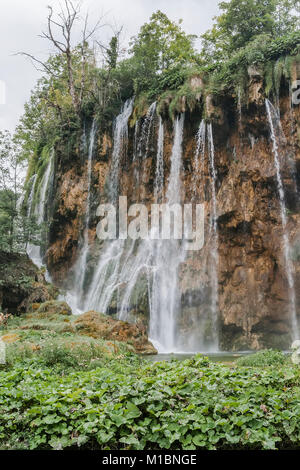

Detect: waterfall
[64,104,222,352]
[25,174,38,260]
[207,123,219,349]
[154,117,164,201]
[187,120,219,351]
[67,120,97,313]
[237,87,242,131]
[137,102,157,160]
[27,150,54,268]
[26,175,37,217]
[36,149,55,226]
[193,119,206,200]
[148,115,186,352]
[110,98,134,203]
[266,99,299,339]
[84,113,186,352]
[84,100,134,312]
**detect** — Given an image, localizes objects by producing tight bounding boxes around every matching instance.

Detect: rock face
[74,311,157,355]
[45,74,300,351]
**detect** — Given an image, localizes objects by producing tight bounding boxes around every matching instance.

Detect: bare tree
[19,0,104,114]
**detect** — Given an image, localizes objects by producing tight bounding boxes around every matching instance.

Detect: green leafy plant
[1,351,300,450]
[236,349,287,367]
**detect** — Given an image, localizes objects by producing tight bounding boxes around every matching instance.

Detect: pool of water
[145,351,254,364]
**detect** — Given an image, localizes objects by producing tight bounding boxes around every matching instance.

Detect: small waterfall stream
[26,175,37,217]
[27,150,54,268]
[193,120,206,200]
[84,100,135,313]
[188,120,219,351]
[149,114,186,351]
[67,121,97,312]
[266,99,299,339]
[154,116,164,201]
[110,98,134,203]
[207,123,219,349]
[137,102,157,160]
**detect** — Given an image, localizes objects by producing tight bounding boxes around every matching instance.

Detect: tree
[201,0,300,62]
[0,131,27,252]
[19,0,103,116]
[129,10,198,93]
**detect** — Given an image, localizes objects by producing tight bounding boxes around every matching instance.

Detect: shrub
[236,349,287,367]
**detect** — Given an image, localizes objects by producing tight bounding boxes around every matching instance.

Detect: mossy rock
[74,311,157,355]
[35,301,72,317]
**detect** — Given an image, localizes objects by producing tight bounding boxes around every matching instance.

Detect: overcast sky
[0,0,220,132]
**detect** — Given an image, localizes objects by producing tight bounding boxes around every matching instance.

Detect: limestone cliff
[44,68,300,351]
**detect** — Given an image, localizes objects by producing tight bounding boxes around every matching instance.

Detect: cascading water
[207,123,219,349]
[154,116,164,201]
[110,98,134,204]
[67,120,97,312]
[26,175,37,217]
[187,119,219,352]
[84,110,187,352]
[193,120,206,200]
[266,99,299,339]
[85,101,157,314]
[137,102,157,160]
[80,107,222,352]
[84,100,135,313]
[27,150,54,268]
[149,114,186,352]
[36,150,55,226]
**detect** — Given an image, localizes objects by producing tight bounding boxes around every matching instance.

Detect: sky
[0,0,220,132]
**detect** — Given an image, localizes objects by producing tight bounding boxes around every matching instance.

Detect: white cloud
[0,0,220,131]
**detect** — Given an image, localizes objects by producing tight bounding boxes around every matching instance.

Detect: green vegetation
[1,345,300,450]
[1,299,300,451]
[129,10,198,97]
[201,0,299,62]
[236,349,288,367]
[0,131,30,252]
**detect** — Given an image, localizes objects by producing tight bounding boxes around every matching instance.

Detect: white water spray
[207,123,219,349]
[266,99,299,339]
[193,120,206,200]
[110,98,134,203]
[67,121,97,312]
[148,114,186,352]
[154,117,164,201]
[27,150,54,268]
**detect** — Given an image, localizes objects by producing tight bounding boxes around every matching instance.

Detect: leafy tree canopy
[201,0,300,62]
[129,10,198,93]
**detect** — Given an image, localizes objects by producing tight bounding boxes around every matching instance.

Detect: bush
[236,349,287,367]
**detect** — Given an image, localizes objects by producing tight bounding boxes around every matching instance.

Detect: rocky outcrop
[74,311,157,355]
[33,300,72,317]
[0,251,57,314]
